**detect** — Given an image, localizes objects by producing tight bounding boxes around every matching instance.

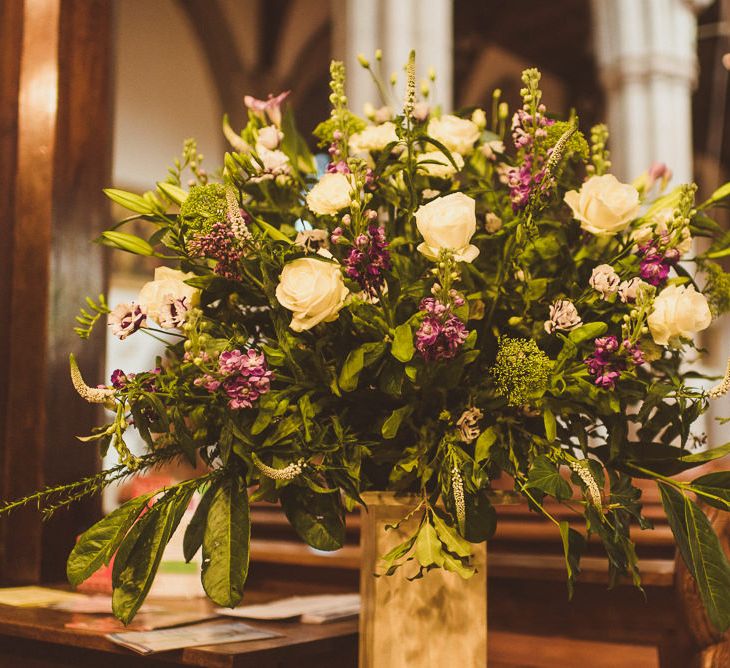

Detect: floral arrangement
[6,53,730,629]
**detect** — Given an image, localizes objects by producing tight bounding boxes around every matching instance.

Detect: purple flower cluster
[196,349,273,410]
[414,294,469,362]
[189,221,247,281]
[584,336,645,389]
[637,243,678,287]
[326,157,351,174]
[110,367,161,391]
[505,106,554,210]
[344,224,391,297]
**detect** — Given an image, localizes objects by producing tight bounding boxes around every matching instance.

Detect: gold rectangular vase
[358,492,487,667]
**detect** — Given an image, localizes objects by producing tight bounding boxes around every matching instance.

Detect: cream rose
[137,267,199,327]
[275,256,349,332]
[647,284,712,346]
[417,150,464,178]
[415,192,479,263]
[306,173,353,216]
[349,122,399,154]
[427,115,480,155]
[564,174,641,236]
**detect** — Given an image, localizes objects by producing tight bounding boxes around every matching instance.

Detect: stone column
[332,0,453,117]
[590,0,713,183]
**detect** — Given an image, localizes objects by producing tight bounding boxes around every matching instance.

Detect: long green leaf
[66,493,154,586]
[559,521,585,599]
[103,188,157,214]
[99,231,154,256]
[201,476,250,608]
[183,480,220,562]
[527,455,572,501]
[658,482,730,631]
[112,486,194,624]
[281,485,345,551]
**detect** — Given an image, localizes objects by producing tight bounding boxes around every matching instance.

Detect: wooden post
[359,492,487,667]
[0,0,112,584]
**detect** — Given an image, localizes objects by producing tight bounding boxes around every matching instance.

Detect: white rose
[415,192,479,263]
[257,125,283,150]
[417,150,464,178]
[427,115,481,155]
[306,172,353,216]
[564,174,641,236]
[349,122,399,154]
[275,256,349,332]
[138,267,200,327]
[544,299,582,334]
[589,264,620,299]
[647,284,712,346]
[256,146,290,175]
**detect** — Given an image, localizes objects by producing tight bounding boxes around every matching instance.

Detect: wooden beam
[0,0,112,584]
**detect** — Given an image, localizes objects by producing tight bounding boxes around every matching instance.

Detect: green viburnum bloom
[492,336,551,406]
[179,183,227,233]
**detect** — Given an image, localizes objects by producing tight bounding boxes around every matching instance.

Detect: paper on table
[107,620,279,655]
[66,609,216,632]
[216,593,360,622]
[0,586,87,608]
[51,596,164,614]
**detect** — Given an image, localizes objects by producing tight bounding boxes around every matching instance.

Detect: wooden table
[0,591,358,668]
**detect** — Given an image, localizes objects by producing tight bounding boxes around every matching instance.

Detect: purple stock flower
[199,348,273,410]
[415,296,469,362]
[637,244,674,287]
[189,221,247,281]
[344,224,391,298]
[584,336,645,389]
[110,369,128,389]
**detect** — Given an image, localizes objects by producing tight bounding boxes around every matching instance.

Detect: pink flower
[108,302,146,340]
[244,91,290,126]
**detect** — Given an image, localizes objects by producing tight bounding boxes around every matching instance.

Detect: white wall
[113,0,224,190]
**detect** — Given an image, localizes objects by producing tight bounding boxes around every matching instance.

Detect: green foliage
[179,183,227,232]
[201,476,250,607]
[659,483,730,631]
[491,337,551,406]
[40,57,730,623]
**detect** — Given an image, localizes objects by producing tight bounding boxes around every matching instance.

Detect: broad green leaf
[680,442,730,464]
[99,231,154,256]
[156,181,188,205]
[526,455,572,501]
[201,476,251,608]
[659,482,730,631]
[568,322,608,344]
[414,520,444,568]
[381,405,412,440]
[441,550,476,579]
[462,493,497,543]
[543,408,557,442]
[103,188,157,214]
[338,348,364,392]
[559,521,585,599]
[474,427,497,463]
[281,486,345,551]
[432,512,473,557]
[183,480,220,562]
[700,182,730,210]
[66,493,154,586]
[112,486,194,624]
[692,472,730,511]
[391,323,415,362]
[338,342,385,392]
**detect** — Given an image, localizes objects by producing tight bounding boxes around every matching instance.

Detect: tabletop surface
[0,589,359,668]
